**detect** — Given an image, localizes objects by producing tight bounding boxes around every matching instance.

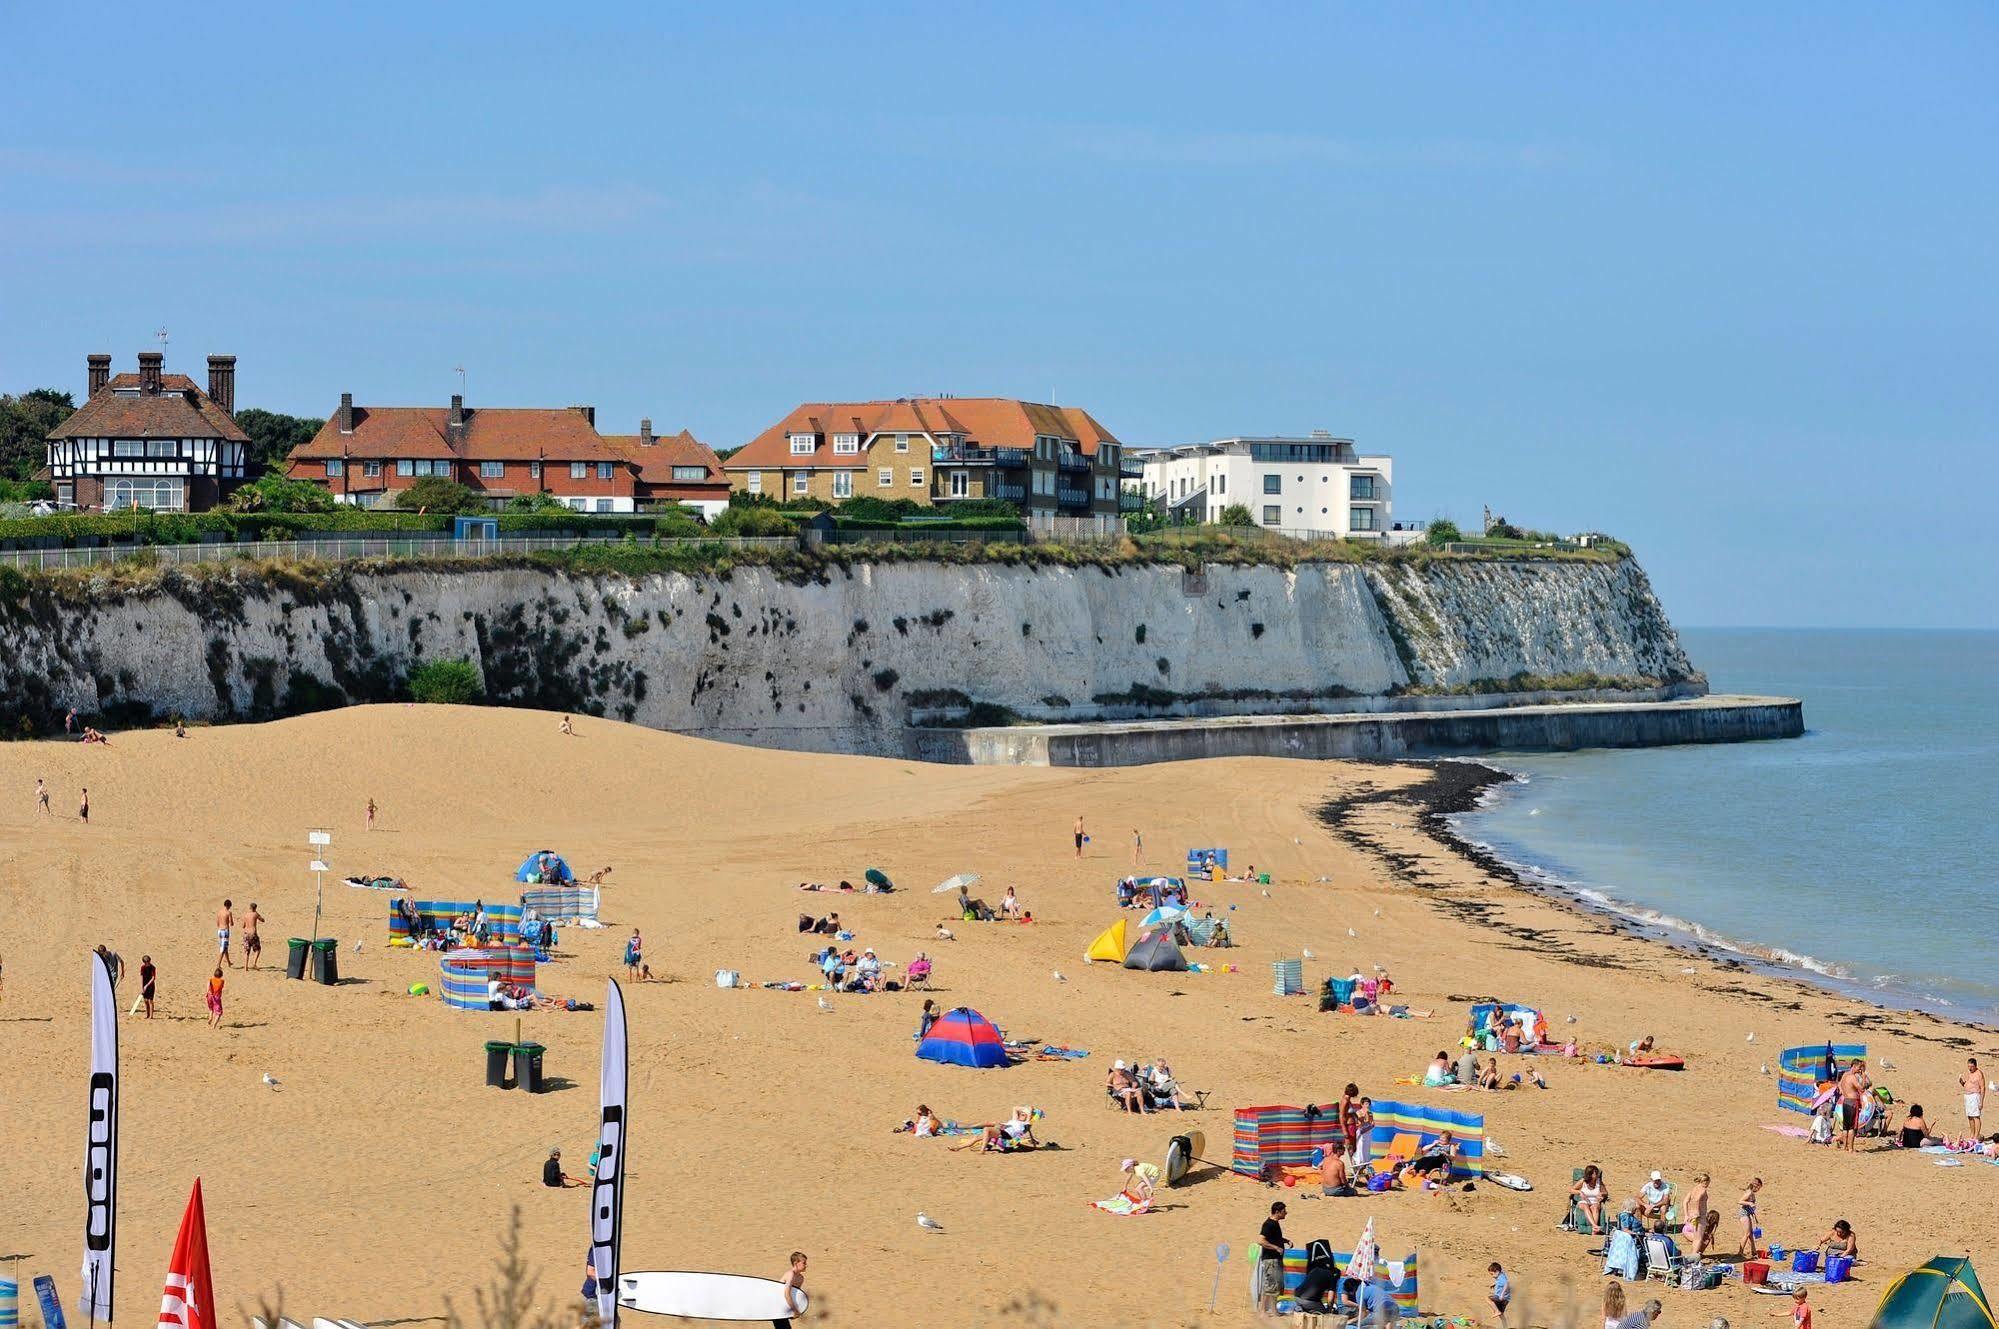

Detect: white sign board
[308,831,331,847]
[309,860,329,874]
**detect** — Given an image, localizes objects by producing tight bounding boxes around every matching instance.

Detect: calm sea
[1452,628,1999,1026]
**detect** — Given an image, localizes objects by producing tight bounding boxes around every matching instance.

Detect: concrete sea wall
[0,556,1704,756]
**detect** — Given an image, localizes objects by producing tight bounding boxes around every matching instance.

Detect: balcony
[1057,453,1090,473]
[931,443,1026,466]
[1121,490,1146,511]
[993,482,1026,501]
[1057,485,1091,507]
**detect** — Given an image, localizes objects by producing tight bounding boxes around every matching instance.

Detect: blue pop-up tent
[515,850,574,884]
[916,1007,1010,1068]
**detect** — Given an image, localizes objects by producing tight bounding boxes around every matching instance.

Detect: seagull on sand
[817,996,834,1012]
[916,1212,944,1233]
[1346,928,1357,938]
[262,1073,281,1089]
[1052,971,1066,982]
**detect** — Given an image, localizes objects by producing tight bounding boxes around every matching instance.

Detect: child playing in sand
[206,968,225,1029]
[1489,1262,1511,1328]
[1771,1288,1811,1329]
[1738,1177,1764,1260]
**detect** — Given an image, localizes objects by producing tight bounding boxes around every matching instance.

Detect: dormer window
[832,432,860,455]
[788,433,816,455]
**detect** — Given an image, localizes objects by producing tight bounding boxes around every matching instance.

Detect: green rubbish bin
[513,1042,547,1094]
[310,938,339,985]
[286,938,311,981]
[484,1040,515,1089]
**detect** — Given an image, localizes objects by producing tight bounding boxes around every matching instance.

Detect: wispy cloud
[1060,125,1567,170]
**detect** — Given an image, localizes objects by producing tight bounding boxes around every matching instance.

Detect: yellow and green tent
[1868,1257,1992,1329]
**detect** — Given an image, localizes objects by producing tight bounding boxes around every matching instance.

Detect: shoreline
[1315,756,1998,1040]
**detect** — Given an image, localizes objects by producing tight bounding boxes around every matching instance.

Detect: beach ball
[1284,1174,1297,1187]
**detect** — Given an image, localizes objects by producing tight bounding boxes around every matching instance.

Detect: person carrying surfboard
[778,1252,807,1326]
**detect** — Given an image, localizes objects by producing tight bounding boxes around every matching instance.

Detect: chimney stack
[137,351,163,395]
[336,392,354,433]
[87,354,112,396]
[206,355,237,415]
[572,404,596,428]
[639,418,654,446]
[448,393,467,443]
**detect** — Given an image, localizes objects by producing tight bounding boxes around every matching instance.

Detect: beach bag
[1792,1252,1819,1274]
[1603,1230,1641,1281]
[714,969,741,989]
[1826,1256,1852,1283]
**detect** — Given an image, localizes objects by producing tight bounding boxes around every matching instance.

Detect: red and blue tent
[515,850,574,884]
[916,1007,1009,1068]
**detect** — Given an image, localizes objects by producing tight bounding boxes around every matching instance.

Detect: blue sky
[3,4,1993,628]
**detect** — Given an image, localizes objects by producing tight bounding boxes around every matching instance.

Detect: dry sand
[2,706,1993,1327]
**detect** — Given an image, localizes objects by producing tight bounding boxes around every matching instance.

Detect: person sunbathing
[908,1105,940,1137]
[1423,1052,1454,1087]
[980,1108,1040,1152]
[1479,1058,1503,1090]
[1108,1062,1145,1113]
[1571,1164,1608,1231]
[906,954,933,989]
[1898,1104,1939,1148]
[934,923,955,941]
[1147,1061,1187,1110]
[1400,1133,1458,1186]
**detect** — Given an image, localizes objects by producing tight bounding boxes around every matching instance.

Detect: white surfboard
[1486,1171,1533,1191]
[619,1272,808,1321]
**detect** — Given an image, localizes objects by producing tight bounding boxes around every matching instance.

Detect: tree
[407,659,484,704]
[709,504,797,537]
[233,408,325,479]
[1425,518,1462,547]
[0,388,77,481]
[506,491,573,513]
[229,473,336,513]
[1123,492,1170,534]
[394,476,487,513]
[1215,503,1256,527]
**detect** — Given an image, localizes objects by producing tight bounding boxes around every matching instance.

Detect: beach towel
[1090,1163,1160,1215]
[1761,1124,1811,1138]
[1035,1045,1091,1059]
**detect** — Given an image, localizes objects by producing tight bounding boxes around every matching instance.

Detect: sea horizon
[1450,624,1999,1027]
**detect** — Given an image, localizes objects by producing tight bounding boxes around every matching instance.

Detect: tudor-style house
[722,397,1125,530]
[285,393,637,511]
[45,351,250,511]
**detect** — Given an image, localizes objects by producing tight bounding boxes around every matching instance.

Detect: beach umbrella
[1346,1217,1378,1281]
[1139,904,1188,930]
[933,872,980,894]
[864,868,892,888]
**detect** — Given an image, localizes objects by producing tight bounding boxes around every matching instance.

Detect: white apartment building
[1129,431,1394,538]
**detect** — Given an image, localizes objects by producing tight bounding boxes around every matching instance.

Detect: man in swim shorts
[241,902,265,970]
[216,898,235,968]
[1963,1058,1985,1139]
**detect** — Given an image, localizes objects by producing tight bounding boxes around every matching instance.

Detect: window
[529,461,542,480]
[481,461,504,479]
[792,472,810,495]
[747,471,762,494]
[571,462,588,479]
[1350,506,1378,531]
[832,433,860,454]
[789,433,815,455]
[324,460,344,477]
[1262,505,1281,526]
[950,470,969,497]
[908,468,924,488]
[1350,475,1376,500]
[113,440,144,457]
[363,460,382,477]
[1216,474,1226,494]
[894,434,910,453]
[397,459,414,477]
[832,471,853,499]
[597,462,614,480]
[147,439,177,458]
[1262,474,1281,495]
[671,465,707,481]
[878,468,894,488]
[595,499,613,513]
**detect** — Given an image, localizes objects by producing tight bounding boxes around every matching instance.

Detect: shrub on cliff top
[1425,518,1462,547]
[393,477,489,514]
[709,504,797,537]
[407,658,484,705]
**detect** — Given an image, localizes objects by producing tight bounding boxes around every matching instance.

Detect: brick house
[45,351,250,511]
[722,397,1126,529]
[285,393,637,511]
[598,418,731,519]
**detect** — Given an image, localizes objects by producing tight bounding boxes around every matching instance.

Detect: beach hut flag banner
[591,979,628,1329]
[1779,1042,1867,1115]
[1367,1101,1486,1178]
[82,949,119,1323]
[156,1179,217,1329]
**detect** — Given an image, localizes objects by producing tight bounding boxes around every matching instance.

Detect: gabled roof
[724,397,1121,471]
[599,429,729,489]
[288,405,619,463]
[48,373,249,442]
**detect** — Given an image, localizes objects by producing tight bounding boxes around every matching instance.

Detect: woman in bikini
[1682,1172,1712,1255]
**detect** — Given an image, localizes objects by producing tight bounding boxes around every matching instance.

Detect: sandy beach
[2,706,1992,1327]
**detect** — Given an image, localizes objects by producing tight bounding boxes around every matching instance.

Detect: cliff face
[0,557,1697,753]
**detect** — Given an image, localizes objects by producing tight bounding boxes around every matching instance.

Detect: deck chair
[1565,1167,1613,1235]
[1644,1234,1686,1283]
[1377,1132,1422,1179]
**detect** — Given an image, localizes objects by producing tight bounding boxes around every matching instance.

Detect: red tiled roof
[288,404,619,463]
[724,397,1120,471]
[48,373,249,442]
[599,428,728,489]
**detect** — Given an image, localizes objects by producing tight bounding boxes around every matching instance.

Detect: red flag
[156,1179,216,1329]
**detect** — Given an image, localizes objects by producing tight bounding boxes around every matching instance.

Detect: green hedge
[0,508,687,547]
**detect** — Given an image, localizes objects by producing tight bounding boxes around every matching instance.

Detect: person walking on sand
[1771,1287,1811,1329]
[777,1251,807,1327]
[1737,1177,1764,1260]
[139,956,157,1019]
[1256,1202,1288,1315]
[216,899,235,968]
[1073,814,1086,859]
[1488,1262,1511,1329]
[78,787,89,823]
[1962,1058,1985,1139]
[1131,828,1143,867]
[241,903,266,971]
[205,968,225,1029]
[35,777,50,815]
[366,797,377,831]
[65,706,77,736]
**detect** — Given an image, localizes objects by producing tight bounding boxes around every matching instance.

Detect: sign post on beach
[307,831,331,948]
